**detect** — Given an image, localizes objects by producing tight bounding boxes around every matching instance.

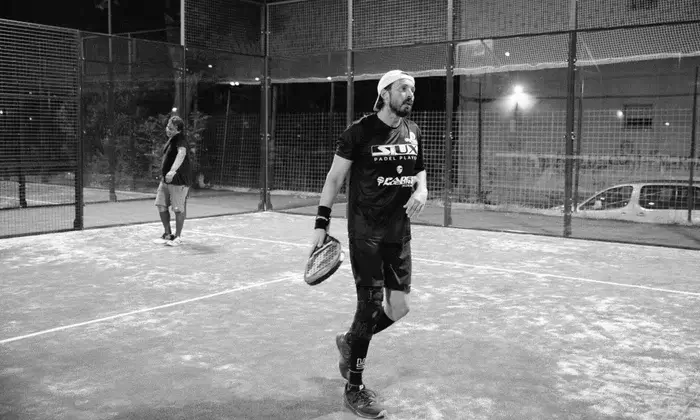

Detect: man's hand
[310,228,327,256]
[404,188,428,218]
[165,170,176,183]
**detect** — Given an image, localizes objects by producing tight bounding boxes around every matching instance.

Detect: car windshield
[580,186,633,210]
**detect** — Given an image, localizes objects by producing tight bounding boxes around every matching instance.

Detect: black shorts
[348,238,412,293]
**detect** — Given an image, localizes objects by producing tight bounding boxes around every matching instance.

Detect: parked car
[557,180,700,225]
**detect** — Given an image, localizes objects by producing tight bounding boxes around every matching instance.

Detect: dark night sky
[0,0,177,36]
[0,0,448,113]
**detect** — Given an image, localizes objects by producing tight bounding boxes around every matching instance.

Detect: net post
[443,0,454,227]
[563,0,579,238]
[74,32,85,230]
[688,66,699,223]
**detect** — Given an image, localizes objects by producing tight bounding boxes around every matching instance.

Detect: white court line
[191,230,700,298]
[413,258,700,298]
[0,276,295,345]
[0,196,59,205]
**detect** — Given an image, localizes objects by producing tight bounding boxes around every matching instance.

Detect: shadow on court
[107,378,348,420]
[1,212,698,420]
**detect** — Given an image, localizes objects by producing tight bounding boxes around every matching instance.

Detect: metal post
[259,1,272,211]
[107,4,117,202]
[180,0,187,122]
[180,47,187,124]
[329,80,335,148]
[108,0,112,38]
[563,0,578,237]
[219,88,232,185]
[127,33,132,77]
[444,0,454,227]
[180,0,186,46]
[75,33,85,230]
[573,77,584,210]
[345,0,354,206]
[270,84,278,193]
[688,66,698,223]
[477,78,483,202]
[16,73,27,208]
[346,0,354,129]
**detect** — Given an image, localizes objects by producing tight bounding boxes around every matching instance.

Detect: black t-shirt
[161,133,192,186]
[336,114,425,242]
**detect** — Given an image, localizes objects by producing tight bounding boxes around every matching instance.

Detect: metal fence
[1,0,700,249]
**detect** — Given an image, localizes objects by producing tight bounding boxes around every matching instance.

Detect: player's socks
[372,310,394,334]
[348,335,370,387]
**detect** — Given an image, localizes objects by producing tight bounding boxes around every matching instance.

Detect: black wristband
[314,206,331,230]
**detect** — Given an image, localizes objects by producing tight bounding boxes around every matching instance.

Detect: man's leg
[374,240,412,333]
[174,208,186,237]
[159,208,172,234]
[167,185,189,246]
[347,285,383,387]
[339,238,387,418]
[154,182,174,243]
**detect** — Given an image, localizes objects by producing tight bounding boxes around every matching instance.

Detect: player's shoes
[344,384,387,419]
[166,236,183,247]
[336,332,350,380]
[153,233,175,244]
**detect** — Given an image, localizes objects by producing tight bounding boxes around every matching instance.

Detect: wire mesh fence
[2,0,700,249]
[0,19,80,237]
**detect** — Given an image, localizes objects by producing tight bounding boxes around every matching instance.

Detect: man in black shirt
[310,70,428,418]
[153,116,192,247]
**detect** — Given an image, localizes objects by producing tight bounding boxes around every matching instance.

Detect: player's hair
[168,116,185,133]
[373,84,394,112]
[373,96,385,112]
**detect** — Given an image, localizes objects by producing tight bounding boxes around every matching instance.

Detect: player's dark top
[161,133,192,186]
[336,113,425,243]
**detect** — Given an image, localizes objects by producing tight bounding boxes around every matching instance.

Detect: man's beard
[389,95,413,117]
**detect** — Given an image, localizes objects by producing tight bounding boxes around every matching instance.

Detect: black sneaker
[344,384,387,419]
[336,332,350,380]
[153,233,175,244]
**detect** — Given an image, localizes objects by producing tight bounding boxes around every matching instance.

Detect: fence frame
[2,2,699,242]
[75,33,85,230]
[254,0,700,236]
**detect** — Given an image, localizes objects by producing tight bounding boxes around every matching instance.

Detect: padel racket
[304,234,344,286]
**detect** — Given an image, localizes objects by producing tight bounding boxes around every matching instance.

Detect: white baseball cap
[373,70,415,112]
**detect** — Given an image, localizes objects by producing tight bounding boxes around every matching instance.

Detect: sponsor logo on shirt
[376,176,415,187]
[371,144,418,162]
[405,132,418,145]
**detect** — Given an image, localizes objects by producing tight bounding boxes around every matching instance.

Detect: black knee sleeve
[349,286,383,341]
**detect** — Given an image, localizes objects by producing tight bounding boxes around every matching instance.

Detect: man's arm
[319,155,352,209]
[310,154,352,251]
[414,170,427,192]
[169,147,187,173]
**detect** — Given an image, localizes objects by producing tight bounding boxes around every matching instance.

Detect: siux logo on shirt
[371,143,418,162]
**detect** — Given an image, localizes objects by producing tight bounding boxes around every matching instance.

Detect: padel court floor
[1,212,698,420]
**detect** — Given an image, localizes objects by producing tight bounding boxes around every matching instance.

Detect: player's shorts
[154,182,189,212]
[348,238,412,293]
